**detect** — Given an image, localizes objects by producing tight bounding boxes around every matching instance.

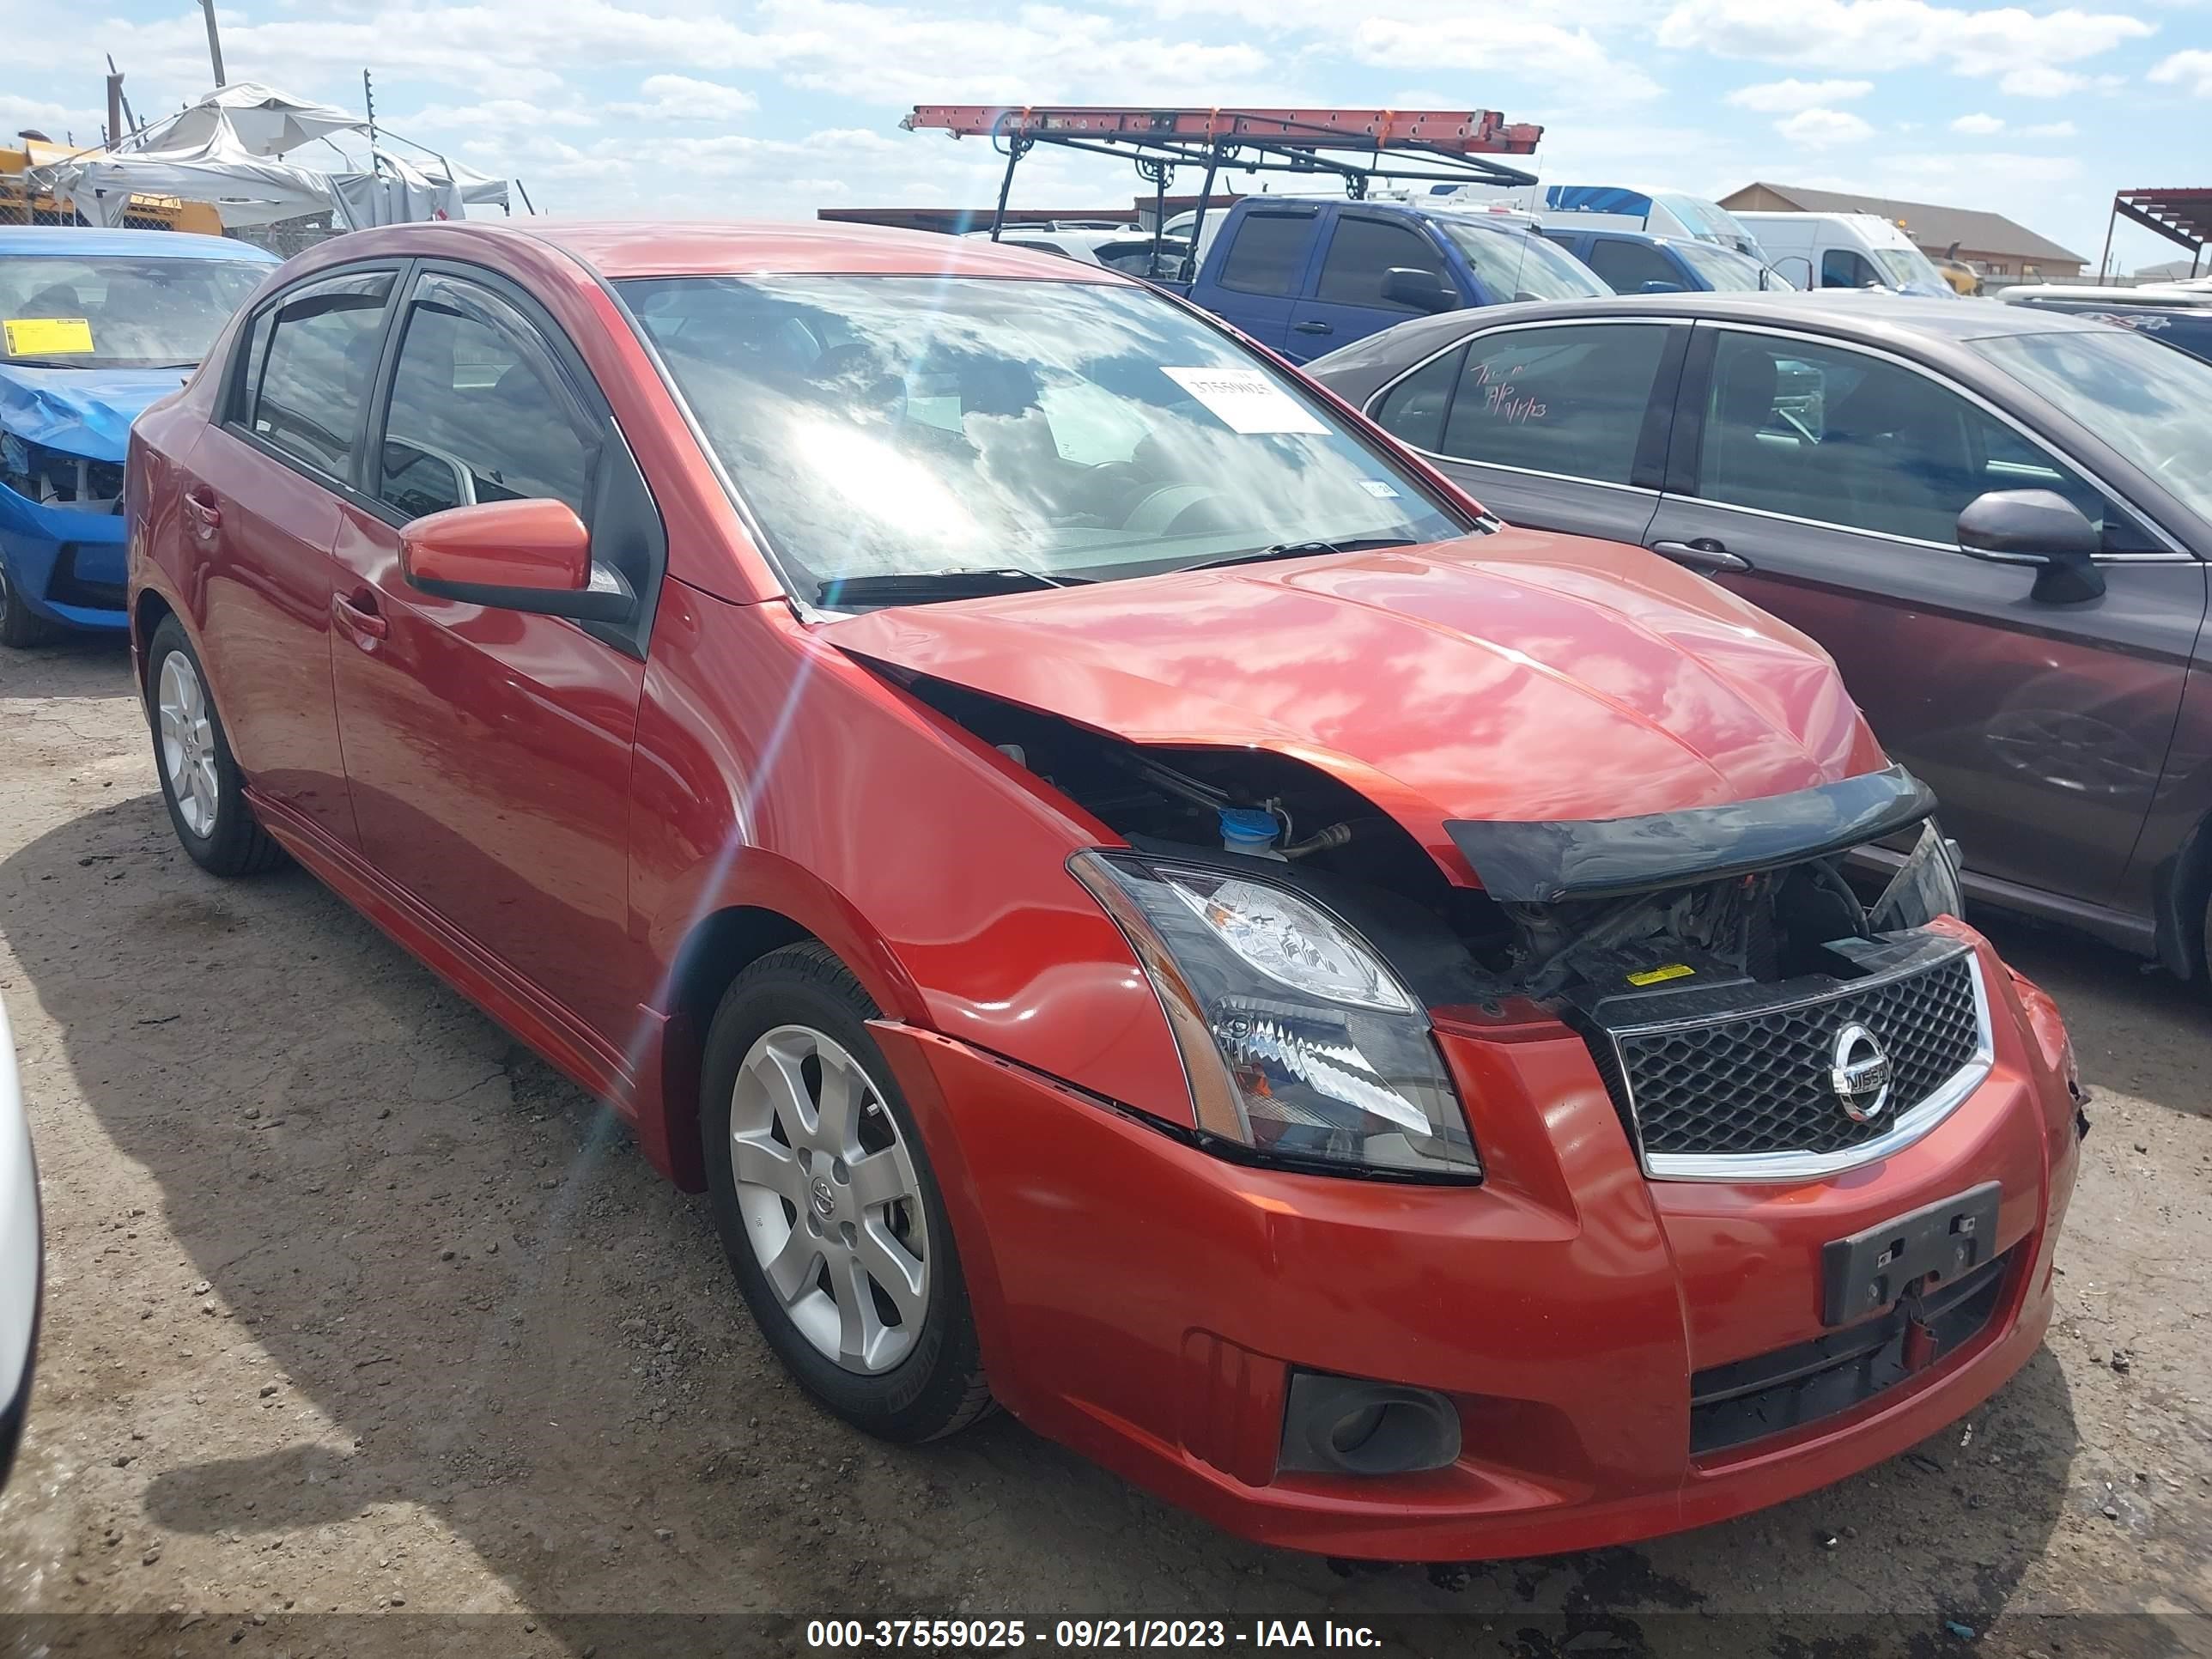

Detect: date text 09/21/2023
[805,1619,1383,1649]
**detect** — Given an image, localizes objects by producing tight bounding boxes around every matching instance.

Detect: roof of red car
[511,219,1136,282]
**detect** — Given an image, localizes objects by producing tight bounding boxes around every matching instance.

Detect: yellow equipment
[0,137,225,235]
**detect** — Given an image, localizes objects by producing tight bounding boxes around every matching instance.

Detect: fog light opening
[1279,1372,1462,1477]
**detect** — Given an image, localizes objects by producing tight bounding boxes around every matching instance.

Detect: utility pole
[106,56,139,137]
[199,0,227,86]
[362,69,377,149]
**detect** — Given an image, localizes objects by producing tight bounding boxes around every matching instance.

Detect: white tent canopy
[28,81,512,231]
[115,82,364,161]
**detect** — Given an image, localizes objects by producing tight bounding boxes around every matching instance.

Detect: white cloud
[1660,0,2156,83]
[610,74,760,122]
[1,0,1285,111]
[1725,76,1875,110]
[1947,112,2085,137]
[1348,16,1664,99]
[0,92,106,146]
[1774,106,1877,147]
[1996,64,2122,94]
[2150,48,2212,94]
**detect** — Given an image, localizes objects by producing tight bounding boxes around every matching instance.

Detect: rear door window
[1314,216,1450,312]
[373,273,598,521]
[242,270,395,481]
[1215,213,1316,296]
[1431,323,1671,483]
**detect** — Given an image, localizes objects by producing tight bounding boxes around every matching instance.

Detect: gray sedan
[1308,292,2212,978]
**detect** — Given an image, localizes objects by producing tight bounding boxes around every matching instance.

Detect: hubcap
[156,651,221,838]
[729,1024,929,1374]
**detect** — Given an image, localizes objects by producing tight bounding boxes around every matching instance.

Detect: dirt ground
[0,632,2208,1659]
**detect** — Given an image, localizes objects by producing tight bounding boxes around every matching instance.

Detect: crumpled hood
[822,531,1889,853]
[0,365,192,463]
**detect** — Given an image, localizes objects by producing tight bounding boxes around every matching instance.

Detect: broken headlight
[1071,852,1480,1181]
[1869,821,1966,932]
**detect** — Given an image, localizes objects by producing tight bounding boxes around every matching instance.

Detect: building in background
[1719,182,2086,280]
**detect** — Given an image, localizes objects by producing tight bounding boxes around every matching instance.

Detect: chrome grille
[1589,947,1991,1179]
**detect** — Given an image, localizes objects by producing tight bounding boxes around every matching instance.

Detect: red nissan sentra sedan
[125,222,2083,1560]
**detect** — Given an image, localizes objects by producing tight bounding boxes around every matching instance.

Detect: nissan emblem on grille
[1589,948,1988,1168]
[1828,1023,1893,1123]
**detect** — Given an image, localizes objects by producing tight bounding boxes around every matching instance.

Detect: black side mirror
[1381,266,1458,313]
[1957,489,2105,603]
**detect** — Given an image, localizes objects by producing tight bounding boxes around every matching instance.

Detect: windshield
[621,275,1471,601]
[1431,218,1612,302]
[1972,329,2212,522]
[1673,240,1786,292]
[0,254,270,369]
[1872,246,1944,291]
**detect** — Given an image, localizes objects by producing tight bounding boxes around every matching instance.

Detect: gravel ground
[1,633,2208,1658]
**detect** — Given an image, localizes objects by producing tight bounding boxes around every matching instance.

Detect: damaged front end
[0,430,125,514]
[896,669,1983,1184]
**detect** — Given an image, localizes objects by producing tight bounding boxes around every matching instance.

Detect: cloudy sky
[3,0,2207,273]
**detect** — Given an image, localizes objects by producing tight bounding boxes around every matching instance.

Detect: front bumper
[872,926,2079,1560]
[0,481,129,631]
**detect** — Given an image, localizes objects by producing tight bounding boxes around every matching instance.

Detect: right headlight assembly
[1071,851,1480,1182]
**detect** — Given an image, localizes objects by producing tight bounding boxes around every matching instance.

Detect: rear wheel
[0,563,55,648]
[146,616,286,877]
[701,942,991,1442]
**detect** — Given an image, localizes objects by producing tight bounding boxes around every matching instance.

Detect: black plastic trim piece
[1444,764,1936,904]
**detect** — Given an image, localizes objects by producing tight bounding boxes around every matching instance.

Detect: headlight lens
[1869,820,1965,931]
[1073,852,1480,1180]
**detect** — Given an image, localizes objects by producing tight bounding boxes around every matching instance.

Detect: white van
[1733,211,1954,297]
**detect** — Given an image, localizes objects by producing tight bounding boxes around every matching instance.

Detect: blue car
[1540,226,1790,295]
[1,228,278,646]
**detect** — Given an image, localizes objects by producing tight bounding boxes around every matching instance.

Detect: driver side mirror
[1381,266,1459,313]
[1957,489,2104,604]
[1638,279,1686,295]
[401,498,636,623]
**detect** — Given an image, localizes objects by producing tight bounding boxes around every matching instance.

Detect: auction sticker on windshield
[3,317,95,356]
[1161,366,1328,435]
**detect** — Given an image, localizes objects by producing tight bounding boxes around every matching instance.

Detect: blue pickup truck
[1164,198,1611,362]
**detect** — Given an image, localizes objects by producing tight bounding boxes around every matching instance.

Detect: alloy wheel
[727,1024,930,1374]
[157,650,221,838]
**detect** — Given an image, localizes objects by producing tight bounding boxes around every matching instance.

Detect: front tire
[701,942,991,1443]
[145,616,286,877]
[0,563,55,648]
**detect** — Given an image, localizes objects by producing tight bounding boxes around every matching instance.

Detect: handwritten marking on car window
[1470,360,1547,424]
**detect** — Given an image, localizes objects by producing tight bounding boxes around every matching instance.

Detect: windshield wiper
[817,567,1094,607]
[1182,537,1422,573]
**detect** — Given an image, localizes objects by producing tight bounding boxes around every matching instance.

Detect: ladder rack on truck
[899,105,1544,280]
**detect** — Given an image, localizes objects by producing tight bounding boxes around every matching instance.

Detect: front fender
[628,583,1193,1127]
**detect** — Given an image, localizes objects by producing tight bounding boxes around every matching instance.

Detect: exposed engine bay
[0,432,124,513]
[896,669,1960,1017]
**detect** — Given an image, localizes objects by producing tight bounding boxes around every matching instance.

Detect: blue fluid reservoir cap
[1218,807,1280,851]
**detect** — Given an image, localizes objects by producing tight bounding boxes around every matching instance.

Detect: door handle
[331,589,389,646]
[182,485,222,531]
[1292,319,1334,336]
[1650,538,1753,575]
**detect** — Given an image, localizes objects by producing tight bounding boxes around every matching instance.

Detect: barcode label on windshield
[1161,367,1328,435]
